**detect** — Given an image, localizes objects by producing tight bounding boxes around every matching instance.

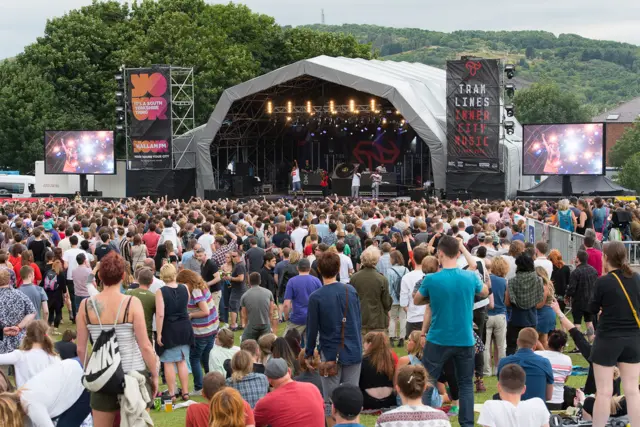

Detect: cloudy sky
[2,0,640,59]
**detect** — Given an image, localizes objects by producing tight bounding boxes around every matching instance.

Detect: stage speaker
[233,176,254,197]
[235,163,251,176]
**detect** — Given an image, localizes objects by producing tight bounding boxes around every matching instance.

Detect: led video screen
[522,123,605,175]
[44,130,115,175]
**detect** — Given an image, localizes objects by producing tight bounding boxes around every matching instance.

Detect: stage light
[115,125,124,131]
[400,119,406,126]
[504,64,516,79]
[114,74,123,82]
[329,100,335,114]
[505,84,516,98]
[306,101,312,114]
[504,120,515,135]
[287,101,292,114]
[395,110,400,115]
[266,101,273,114]
[115,106,124,113]
[370,99,376,112]
[382,117,387,125]
[349,99,355,113]
[286,116,292,122]
[115,91,124,98]
[505,104,515,117]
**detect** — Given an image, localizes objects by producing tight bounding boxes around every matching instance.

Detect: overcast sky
[2,0,640,59]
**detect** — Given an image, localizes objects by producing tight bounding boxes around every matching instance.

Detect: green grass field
[51,308,588,427]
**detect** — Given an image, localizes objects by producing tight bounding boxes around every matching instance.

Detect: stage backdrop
[446,59,500,172]
[128,66,172,169]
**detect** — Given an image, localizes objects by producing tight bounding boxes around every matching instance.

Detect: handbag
[611,272,640,328]
[318,284,349,377]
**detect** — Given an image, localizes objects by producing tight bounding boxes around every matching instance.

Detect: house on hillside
[593,97,640,178]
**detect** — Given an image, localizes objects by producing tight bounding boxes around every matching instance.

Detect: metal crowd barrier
[524,219,640,266]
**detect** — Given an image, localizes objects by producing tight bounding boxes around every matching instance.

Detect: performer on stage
[291,160,303,198]
[351,165,361,199]
[541,133,561,174]
[371,166,383,201]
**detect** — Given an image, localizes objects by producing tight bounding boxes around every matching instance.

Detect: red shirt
[254,381,324,427]
[142,231,160,257]
[15,262,42,288]
[586,247,603,276]
[186,400,254,427]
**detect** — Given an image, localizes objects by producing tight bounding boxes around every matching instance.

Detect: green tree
[525,46,535,59]
[513,82,593,124]
[618,152,640,193]
[609,119,640,168]
[0,0,373,171]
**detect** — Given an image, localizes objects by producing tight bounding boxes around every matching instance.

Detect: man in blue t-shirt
[497,327,554,402]
[283,258,322,342]
[414,235,488,427]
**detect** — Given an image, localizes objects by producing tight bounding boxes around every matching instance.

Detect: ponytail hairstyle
[20,320,56,356]
[0,392,23,427]
[230,350,253,382]
[604,241,634,278]
[396,364,429,399]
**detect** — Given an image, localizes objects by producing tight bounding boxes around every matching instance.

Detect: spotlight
[382,117,387,125]
[400,119,406,126]
[504,120,515,135]
[115,106,124,113]
[306,101,312,114]
[114,74,123,81]
[370,99,376,112]
[115,124,124,131]
[117,113,125,122]
[504,64,516,79]
[505,104,515,117]
[329,100,335,114]
[505,83,516,98]
[286,116,292,122]
[287,101,293,114]
[349,99,355,113]
[266,101,273,114]
[115,91,124,98]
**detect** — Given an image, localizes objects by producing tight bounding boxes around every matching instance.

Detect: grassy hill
[302,24,640,112]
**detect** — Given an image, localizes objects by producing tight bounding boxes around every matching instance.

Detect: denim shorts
[159,345,190,363]
[292,181,302,191]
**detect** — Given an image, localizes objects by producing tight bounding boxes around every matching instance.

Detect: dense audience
[0,194,638,427]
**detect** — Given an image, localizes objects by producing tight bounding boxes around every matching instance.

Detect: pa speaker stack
[233,176,254,197]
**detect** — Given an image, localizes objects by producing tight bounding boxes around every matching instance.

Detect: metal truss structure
[120,65,195,170]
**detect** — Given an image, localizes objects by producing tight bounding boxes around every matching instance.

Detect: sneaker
[397,338,405,348]
[447,405,459,416]
[475,378,487,393]
[568,348,582,354]
[192,389,202,396]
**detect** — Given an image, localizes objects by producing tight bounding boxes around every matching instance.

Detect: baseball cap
[44,211,52,218]
[331,384,363,418]
[264,358,288,380]
[477,232,486,240]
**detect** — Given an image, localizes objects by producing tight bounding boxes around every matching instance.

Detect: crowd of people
[0,194,638,427]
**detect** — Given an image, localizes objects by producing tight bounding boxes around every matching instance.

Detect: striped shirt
[188,289,219,337]
[376,405,451,427]
[87,323,146,373]
[535,350,572,404]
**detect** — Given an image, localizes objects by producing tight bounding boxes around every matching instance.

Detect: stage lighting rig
[504,64,516,79]
[505,83,516,98]
[504,120,515,135]
[505,104,515,117]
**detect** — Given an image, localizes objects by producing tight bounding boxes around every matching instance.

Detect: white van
[0,175,36,198]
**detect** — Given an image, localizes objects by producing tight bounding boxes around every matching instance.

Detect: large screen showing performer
[522,123,605,175]
[44,130,115,175]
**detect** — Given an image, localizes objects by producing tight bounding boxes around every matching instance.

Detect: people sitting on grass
[479,363,550,427]
[376,364,451,427]
[185,371,255,427]
[0,320,59,387]
[209,328,240,376]
[253,358,325,427]
[226,350,269,408]
[496,328,553,402]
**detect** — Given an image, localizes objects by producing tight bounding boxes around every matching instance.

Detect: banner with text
[446,59,500,172]
[128,67,172,169]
